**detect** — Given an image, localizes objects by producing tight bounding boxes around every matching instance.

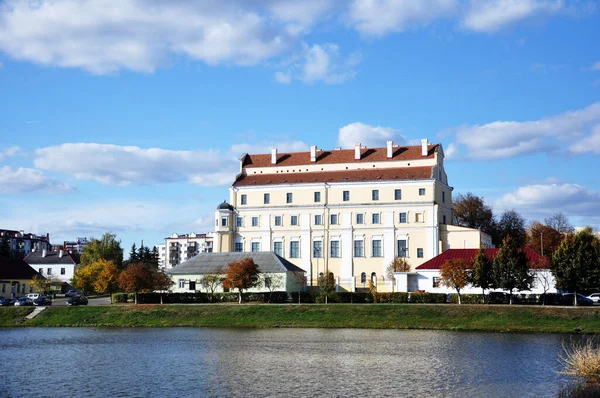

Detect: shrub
[112,293,130,303]
[448,294,482,304]
[409,292,447,303]
[560,338,600,384]
[376,293,409,303]
[558,381,600,398]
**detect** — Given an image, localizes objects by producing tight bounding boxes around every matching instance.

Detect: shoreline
[3,304,600,333]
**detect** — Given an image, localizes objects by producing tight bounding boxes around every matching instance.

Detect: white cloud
[0,166,75,193]
[444,142,459,160]
[0,145,20,161]
[338,122,411,149]
[590,60,600,71]
[453,102,600,159]
[275,43,361,85]
[348,0,457,36]
[266,0,337,34]
[495,183,600,224]
[462,0,563,33]
[569,125,600,155]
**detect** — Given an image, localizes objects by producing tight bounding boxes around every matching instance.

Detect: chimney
[271,148,277,165]
[421,138,429,157]
[42,249,47,258]
[386,140,393,158]
[310,145,317,162]
[354,142,361,160]
[59,250,64,258]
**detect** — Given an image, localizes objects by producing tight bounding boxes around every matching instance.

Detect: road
[50,296,111,306]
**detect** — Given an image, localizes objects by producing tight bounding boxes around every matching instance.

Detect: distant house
[395,248,554,295]
[24,250,80,293]
[0,257,43,298]
[167,251,305,293]
[0,229,51,259]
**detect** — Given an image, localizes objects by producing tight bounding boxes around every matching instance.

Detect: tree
[496,210,527,248]
[291,272,307,304]
[222,258,261,304]
[151,246,160,268]
[73,261,103,295]
[0,233,11,258]
[545,212,574,234]
[262,274,284,303]
[440,258,470,304]
[492,235,533,305]
[452,192,496,235]
[526,221,563,257]
[552,227,600,306]
[153,270,173,304]
[93,259,120,304]
[471,245,493,302]
[118,262,155,304]
[128,243,138,265]
[80,233,124,269]
[31,274,53,294]
[386,257,411,292]
[201,267,224,302]
[317,272,335,304]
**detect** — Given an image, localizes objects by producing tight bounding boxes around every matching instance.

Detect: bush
[376,293,409,303]
[558,382,600,398]
[112,293,131,303]
[448,294,482,304]
[408,292,447,303]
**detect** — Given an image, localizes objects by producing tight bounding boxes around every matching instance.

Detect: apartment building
[213,139,489,289]
[0,229,51,259]
[62,237,90,254]
[164,233,213,268]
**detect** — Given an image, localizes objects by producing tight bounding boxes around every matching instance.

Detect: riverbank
[3,304,600,332]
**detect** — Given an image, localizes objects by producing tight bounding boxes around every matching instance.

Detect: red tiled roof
[416,248,549,270]
[233,166,434,187]
[243,144,438,168]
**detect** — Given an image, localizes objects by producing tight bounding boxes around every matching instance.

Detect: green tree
[128,243,138,264]
[552,227,600,306]
[492,235,533,305]
[0,233,11,258]
[318,272,335,304]
[471,245,493,302]
[80,233,124,269]
[496,210,527,248]
[151,246,160,268]
[440,258,470,304]
[222,258,261,304]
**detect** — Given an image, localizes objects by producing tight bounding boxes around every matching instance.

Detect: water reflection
[0,328,570,397]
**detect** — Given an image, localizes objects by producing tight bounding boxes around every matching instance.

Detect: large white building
[212,139,490,291]
[24,249,80,292]
[163,233,213,269]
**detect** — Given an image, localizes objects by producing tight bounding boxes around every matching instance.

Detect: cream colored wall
[439,225,492,251]
[1,279,36,298]
[170,272,302,293]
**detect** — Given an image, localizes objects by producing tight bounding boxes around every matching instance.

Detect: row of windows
[234,212,421,228]
[1,283,31,294]
[234,239,424,259]
[38,267,66,275]
[239,188,432,205]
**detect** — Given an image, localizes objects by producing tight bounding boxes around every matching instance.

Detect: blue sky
[0,0,599,254]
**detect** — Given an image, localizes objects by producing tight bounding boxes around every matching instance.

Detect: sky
[0,0,599,255]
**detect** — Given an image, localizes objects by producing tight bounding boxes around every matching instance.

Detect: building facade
[24,250,80,292]
[63,237,90,254]
[213,140,489,290]
[0,229,51,259]
[0,258,43,298]
[164,233,213,269]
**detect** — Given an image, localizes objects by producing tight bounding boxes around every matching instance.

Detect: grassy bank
[3,304,600,332]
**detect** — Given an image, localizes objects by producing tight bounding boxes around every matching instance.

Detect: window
[290,241,300,258]
[443,215,447,224]
[274,216,282,226]
[314,192,321,203]
[178,280,185,289]
[221,217,227,227]
[372,189,379,201]
[47,268,52,275]
[330,214,338,225]
[433,277,441,288]
[417,248,424,258]
[399,212,407,223]
[189,281,196,291]
[397,240,407,258]
[371,272,377,284]
[442,191,446,203]
[395,189,402,200]
[419,188,426,196]
[264,193,270,204]
[360,272,366,284]
[314,215,322,225]
[372,240,382,257]
[251,242,260,252]
[236,216,243,227]
[61,268,66,275]
[415,213,423,223]
[286,193,293,203]
[241,194,247,205]
[330,241,340,258]
[372,213,380,224]
[291,215,298,226]
[356,213,364,224]
[313,241,323,258]
[273,241,283,257]
[38,268,43,274]
[343,191,350,201]
[354,240,364,257]
[252,217,259,227]
[234,242,243,252]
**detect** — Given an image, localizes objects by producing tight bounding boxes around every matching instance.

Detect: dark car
[14,297,34,306]
[562,293,594,306]
[67,295,88,306]
[33,296,53,306]
[65,290,78,297]
[0,298,17,306]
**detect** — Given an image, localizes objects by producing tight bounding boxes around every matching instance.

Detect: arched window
[371,272,377,285]
[360,272,366,284]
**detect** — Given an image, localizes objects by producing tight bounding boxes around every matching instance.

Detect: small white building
[24,249,79,292]
[156,244,166,268]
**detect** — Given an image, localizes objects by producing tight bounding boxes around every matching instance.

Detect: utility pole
[540,231,544,257]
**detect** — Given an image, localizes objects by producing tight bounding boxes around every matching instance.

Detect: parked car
[26,293,41,301]
[562,293,594,306]
[67,295,88,306]
[33,296,53,306]
[587,293,600,304]
[14,297,33,306]
[65,290,78,297]
[0,298,17,306]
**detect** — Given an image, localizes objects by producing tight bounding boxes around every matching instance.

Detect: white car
[26,293,41,301]
[587,293,600,304]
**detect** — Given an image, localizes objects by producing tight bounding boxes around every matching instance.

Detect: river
[0,328,573,397]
